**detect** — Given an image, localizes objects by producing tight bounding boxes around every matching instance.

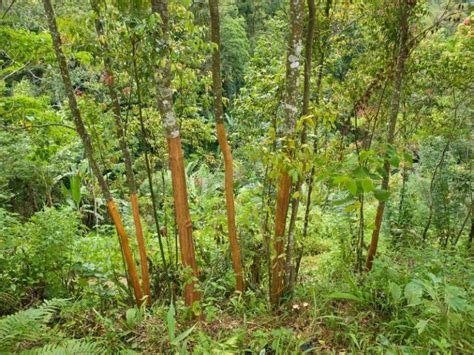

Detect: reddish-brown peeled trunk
[131,192,151,301]
[107,200,144,305]
[152,0,200,307]
[42,0,143,306]
[167,137,200,306]
[271,173,292,305]
[209,0,244,293]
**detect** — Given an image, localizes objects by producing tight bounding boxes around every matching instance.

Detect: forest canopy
[0,0,473,353]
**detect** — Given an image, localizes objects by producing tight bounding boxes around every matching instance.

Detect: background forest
[0,0,473,353]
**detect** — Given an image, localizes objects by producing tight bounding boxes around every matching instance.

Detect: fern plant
[22,339,106,355]
[0,299,67,353]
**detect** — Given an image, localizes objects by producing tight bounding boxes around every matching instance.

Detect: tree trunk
[151,0,200,307]
[366,1,412,271]
[209,0,244,293]
[422,141,450,242]
[298,0,331,285]
[284,0,316,295]
[130,34,171,285]
[42,0,143,306]
[270,0,304,307]
[90,0,151,305]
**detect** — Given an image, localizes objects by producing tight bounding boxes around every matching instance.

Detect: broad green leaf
[404,281,423,306]
[70,174,81,207]
[374,189,390,202]
[346,179,357,195]
[353,166,369,178]
[389,282,401,303]
[389,154,400,167]
[415,319,429,334]
[445,285,467,312]
[360,178,374,192]
[344,201,361,213]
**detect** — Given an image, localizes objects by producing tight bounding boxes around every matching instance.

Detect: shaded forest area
[0,0,473,353]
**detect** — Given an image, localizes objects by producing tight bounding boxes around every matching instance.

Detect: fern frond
[21,339,106,355]
[0,299,69,352]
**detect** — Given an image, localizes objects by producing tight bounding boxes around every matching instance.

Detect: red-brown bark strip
[151,0,200,307]
[209,0,244,293]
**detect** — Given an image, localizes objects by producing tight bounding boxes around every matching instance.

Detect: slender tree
[284,0,316,294]
[366,0,413,271]
[297,0,332,283]
[90,0,151,304]
[208,0,244,293]
[151,0,200,307]
[271,0,304,306]
[42,0,143,306]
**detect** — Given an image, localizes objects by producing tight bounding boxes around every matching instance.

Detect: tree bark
[366,1,412,271]
[271,0,304,306]
[42,0,143,306]
[90,0,151,304]
[151,0,200,307]
[209,0,244,293]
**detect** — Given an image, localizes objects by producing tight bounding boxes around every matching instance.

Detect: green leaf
[403,152,413,166]
[326,292,362,303]
[344,201,361,213]
[166,303,176,341]
[171,324,196,346]
[353,166,369,178]
[389,154,400,167]
[415,319,428,334]
[333,175,350,184]
[70,174,81,207]
[404,281,423,306]
[374,189,390,202]
[346,179,357,195]
[389,282,401,303]
[445,285,467,312]
[360,178,374,192]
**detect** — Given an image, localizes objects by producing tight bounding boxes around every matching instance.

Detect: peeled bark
[91,0,151,304]
[271,0,304,306]
[209,0,244,293]
[42,0,143,306]
[152,0,200,307]
[366,1,412,271]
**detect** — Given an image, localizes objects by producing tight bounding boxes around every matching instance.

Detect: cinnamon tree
[151,0,200,307]
[42,0,143,306]
[284,0,316,295]
[90,0,151,304]
[208,0,244,293]
[271,0,304,306]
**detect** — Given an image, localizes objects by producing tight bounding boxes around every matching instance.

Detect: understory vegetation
[0,0,473,353]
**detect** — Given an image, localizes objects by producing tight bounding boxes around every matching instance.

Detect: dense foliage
[0,0,472,353]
